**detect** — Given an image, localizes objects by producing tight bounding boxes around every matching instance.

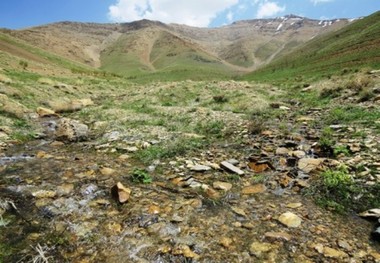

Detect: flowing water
[0,140,379,262]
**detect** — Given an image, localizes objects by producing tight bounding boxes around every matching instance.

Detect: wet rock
[190,164,212,172]
[172,244,199,259]
[57,184,74,196]
[322,247,348,259]
[249,242,273,257]
[103,131,121,142]
[278,212,302,228]
[220,237,233,249]
[242,184,266,195]
[226,159,239,165]
[36,107,58,117]
[231,206,247,217]
[32,190,57,199]
[337,240,352,251]
[221,161,244,175]
[148,205,161,214]
[100,167,116,176]
[264,232,292,242]
[81,184,98,196]
[111,182,131,204]
[213,181,232,191]
[205,188,221,199]
[276,147,289,156]
[298,158,324,173]
[286,203,303,209]
[290,150,306,159]
[248,159,273,173]
[55,118,89,142]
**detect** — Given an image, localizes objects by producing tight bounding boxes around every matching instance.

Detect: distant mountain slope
[244,11,380,82]
[0,15,351,81]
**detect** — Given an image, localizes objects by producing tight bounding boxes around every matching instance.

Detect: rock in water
[55,118,89,142]
[278,212,302,228]
[111,182,131,204]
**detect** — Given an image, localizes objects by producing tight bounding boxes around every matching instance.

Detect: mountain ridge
[0,15,356,81]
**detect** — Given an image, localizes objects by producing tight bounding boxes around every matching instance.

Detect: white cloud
[108,0,239,27]
[256,1,285,18]
[226,11,234,22]
[311,0,334,5]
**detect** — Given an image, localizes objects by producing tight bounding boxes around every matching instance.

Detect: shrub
[131,169,152,184]
[213,95,228,103]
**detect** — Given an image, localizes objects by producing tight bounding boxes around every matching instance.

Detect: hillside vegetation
[244,11,380,82]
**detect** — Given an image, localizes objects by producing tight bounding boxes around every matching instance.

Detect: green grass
[244,11,380,83]
[135,137,205,164]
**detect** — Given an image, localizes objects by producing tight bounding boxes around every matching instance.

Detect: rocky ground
[1,75,380,262]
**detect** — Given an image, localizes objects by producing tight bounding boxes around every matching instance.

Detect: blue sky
[0,0,379,29]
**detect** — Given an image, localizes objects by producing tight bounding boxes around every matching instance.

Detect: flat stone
[286,203,303,209]
[298,158,324,173]
[221,161,245,175]
[276,147,289,156]
[226,159,239,165]
[264,232,292,242]
[242,184,266,195]
[337,240,352,251]
[323,247,348,259]
[213,181,233,191]
[32,190,57,199]
[278,212,302,228]
[231,206,247,217]
[190,165,212,172]
[249,242,273,257]
[291,150,306,159]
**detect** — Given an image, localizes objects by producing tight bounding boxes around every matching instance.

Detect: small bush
[213,95,228,103]
[131,169,152,184]
[19,60,28,70]
[333,145,350,157]
[345,76,373,92]
[321,166,352,188]
[357,88,375,102]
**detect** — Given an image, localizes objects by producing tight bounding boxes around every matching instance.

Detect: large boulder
[55,118,89,142]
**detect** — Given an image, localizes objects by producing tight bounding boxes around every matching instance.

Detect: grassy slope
[244,11,380,82]
[100,29,234,83]
[0,32,97,74]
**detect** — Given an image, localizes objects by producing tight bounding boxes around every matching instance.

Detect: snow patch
[276,23,283,31]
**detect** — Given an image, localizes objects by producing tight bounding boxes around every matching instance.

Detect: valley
[0,11,380,263]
